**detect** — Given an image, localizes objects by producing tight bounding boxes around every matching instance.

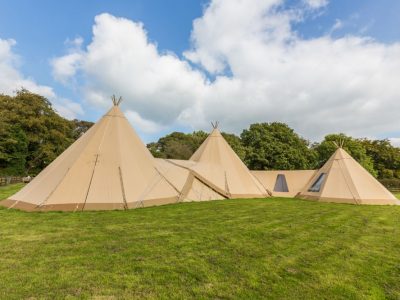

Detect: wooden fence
[0,177,23,186]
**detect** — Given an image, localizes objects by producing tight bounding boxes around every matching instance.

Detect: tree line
[1,90,399,188]
[149,124,400,187]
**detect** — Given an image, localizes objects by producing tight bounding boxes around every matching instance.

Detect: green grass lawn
[0,184,400,299]
[0,183,25,200]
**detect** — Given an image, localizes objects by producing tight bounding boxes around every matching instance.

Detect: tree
[240,122,317,170]
[0,90,93,175]
[359,139,400,179]
[2,89,397,182]
[313,133,377,177]
[0,122,28,175]
[71,120,94,139]
[148,131,208,159]
[147,130,246,160]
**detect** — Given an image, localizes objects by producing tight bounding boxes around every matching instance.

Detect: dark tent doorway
[273,174,289,192]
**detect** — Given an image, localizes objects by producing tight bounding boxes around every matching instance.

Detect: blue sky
[0,1,204,72]
[0,0,400,144]
[290,0,400,42]
[0,0,206,124]
[2,0,399,82]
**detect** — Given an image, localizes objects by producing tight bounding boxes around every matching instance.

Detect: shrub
[379,178,400,190]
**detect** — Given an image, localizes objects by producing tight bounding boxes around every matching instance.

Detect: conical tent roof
[188,126,269,198]
[297,148,399,205]
[1,103,179,211]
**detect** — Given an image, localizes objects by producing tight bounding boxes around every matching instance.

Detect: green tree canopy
[71,120,95,139]
[148,131,208,159]
[147,130,246,160]
[0,121,28,175]
[240,122,317,170]
[359,139,400,179]
[0,90,93,175]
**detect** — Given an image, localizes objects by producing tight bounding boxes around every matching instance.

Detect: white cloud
[0,38,55,98]
[66,37,84,49]
[183,0,400,139]
[51,52,83,84]
[53,98,84,120]
[125,110,163,134]
[0,38,83,119]
[51,1,400,142]
[62,13,206,128]
[184,0,294,74]
[304,0,328,9]
[389,138,400,148]
[51,37,84,84]
[329,19,343,34]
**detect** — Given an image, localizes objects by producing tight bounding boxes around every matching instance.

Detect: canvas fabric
[252,170,316,197]
[1,105,179,211]
[297,148,399,205]
[188,128,270,198]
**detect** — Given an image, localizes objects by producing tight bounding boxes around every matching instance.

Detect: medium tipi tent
[188,123,270,198]
[297,147,399,205]
[1,98,179,211]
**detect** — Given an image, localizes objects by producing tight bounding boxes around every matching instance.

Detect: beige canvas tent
[252,170,316,197]
[0,99,179,211]
[297,147,399,205]
[153,123,271,201]
[185,124,270,198]
[155,158,226,202]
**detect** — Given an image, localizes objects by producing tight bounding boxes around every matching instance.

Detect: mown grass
[0,183,24,200]
[0,184,400,299]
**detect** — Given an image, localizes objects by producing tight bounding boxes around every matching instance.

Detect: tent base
[270,192,298,198]
[229,193,270,199]
[0,196,179,212]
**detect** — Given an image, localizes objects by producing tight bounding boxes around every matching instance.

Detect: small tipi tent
[1,97,179,211]
[297,147,399,205]
[188,123,270,198]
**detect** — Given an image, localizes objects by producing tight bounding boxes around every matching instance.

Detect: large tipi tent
[186,123,270,198]
[297,147,399,205]
[0,98,179,211]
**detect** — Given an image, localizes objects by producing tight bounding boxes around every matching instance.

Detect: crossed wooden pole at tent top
[211,121,219,129]
[112,95,123,106]
[332,138,345,148]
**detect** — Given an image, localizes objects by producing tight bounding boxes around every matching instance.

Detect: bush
[379,178,400,190]
[381,169,394,179]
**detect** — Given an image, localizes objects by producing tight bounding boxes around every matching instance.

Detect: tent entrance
[273,174,289,192]
[308,173,326,192]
